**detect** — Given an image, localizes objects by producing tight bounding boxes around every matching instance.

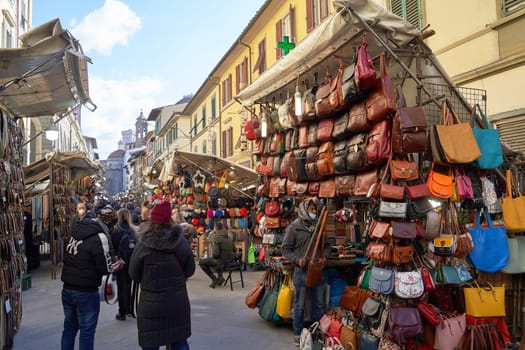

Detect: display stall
[167,151,258,265]
[23,151,102,279]
[238,1,524,348]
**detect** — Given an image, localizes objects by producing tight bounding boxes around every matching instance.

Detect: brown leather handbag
[354,168,378,196]
[332,140,349,175]
[317,117,335,142]
[308,181,320,196]
[295,182,309,197]
[278,177,287,195]
[390,158,419,181]
[308,122,318,146]
[298,125,309,148]
[286,179,296,196]
[269,177,280,198]
[287,148,308,182]
[365,242,393,263]
[392,85,428,154]
[339,285,370,314]
[369,219,391,239]
[315,63,345,118]
[304,207,328,287]
[335,175,355,196]
[316,141,335,177]
[347,100,372,133]
[345,132,368,172]
[393,245,414,264]
[332,111,350,140]
[366,118,391,167]
[305,146,322,180]
[319,178,336,198]
[366,54,397,122]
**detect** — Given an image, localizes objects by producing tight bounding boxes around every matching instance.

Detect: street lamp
[45,124,59,141]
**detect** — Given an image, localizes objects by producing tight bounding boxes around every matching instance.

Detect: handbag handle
[396,85,407,108]
[470,103,491,129]
[475,207,495,229]
[506,169,522,198]
[309,208,329,264]
[302,205,328,261]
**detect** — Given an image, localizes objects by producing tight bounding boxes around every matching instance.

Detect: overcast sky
[33,0,266,158]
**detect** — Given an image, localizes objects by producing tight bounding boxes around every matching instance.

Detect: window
[155,119,161,135]
[252,38,266,75]
[193,114,198,136]
[211,138,217,156]
[306,0,329,33]
[202,141,207,154]
[202,106,206,129]
[221,75,232,107]
[221,127,233,158]
[276,6,295,59]
[235,57,249,94]
[503,0,525,15]
[211,96,217,121]
[174,123,178,139]
[390,0,423,29]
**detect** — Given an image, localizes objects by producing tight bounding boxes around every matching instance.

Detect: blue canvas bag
[471,104,503,169]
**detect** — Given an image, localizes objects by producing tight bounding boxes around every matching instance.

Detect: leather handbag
[470,103,503,169]
[426,163,453,199]
[304,208,328,287]
[359,332,379,350]
[295,182,308,197]
[463,281,506,317]
[416,300,440,326]
[368,266,395,294]
[342,63,366,105]
[278,98,296,130]
[347,100,372,133]
[276,274,294,319]
[354,168,378,196]
[345,132,369,172]
[366,243,393,263]
[333,140,349,175]
[308,181,320,196]
[340,325,360,350]
[265,216,281,229]
[245,270,270,308]
[388,306,423,344]
[366,119,391,166]
[265,201,281,217]
[406,183,430,199]
[308,122,318,146]
[269,177,280,198]
[455,167,473,200]
[244,115,261,140]
[392,85,428,154]
[360,296,385,330]
[391,221,417,239]
[431,236,456,256]
[434,313,466,350]
[317,117,335,142]
[407,197,433,220]
[394,269,424,299]
[368,219,390,239]
[286,178,296,196]
[287,148,308,182]
[366,54,397,122]
[354,34,377,91]
[315,63,345,118]
[332,111,350,140]
[301,79,318,123]
[378,201,407,219]
[335,175,355,196]
[298,125,309,148]
[339,285,370,314]
[502,169,525,232]
[319,178,336,198]
[317,141,335,176]
[380,183,405,201]
[468,207,509,273]
[390,158,418,181]
[392,245,414,264]
[435,100,482,164]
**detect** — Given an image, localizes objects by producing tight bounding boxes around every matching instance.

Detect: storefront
[237,1,524,348]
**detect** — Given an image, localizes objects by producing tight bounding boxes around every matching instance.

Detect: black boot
[217,275,225,286]
[209,277,219,289]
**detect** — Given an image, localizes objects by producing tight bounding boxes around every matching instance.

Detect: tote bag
[502,169,525,232]
[276,274,294,319]
[468,207,509,273]
[470,104,503,169]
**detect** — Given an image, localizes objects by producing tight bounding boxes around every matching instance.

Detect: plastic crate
[22,274,31,291]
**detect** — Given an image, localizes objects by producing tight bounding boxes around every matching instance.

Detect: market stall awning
[234,0,420,106]
[168,151,257,198]
[24,151,102,192]
[0,18,94,118]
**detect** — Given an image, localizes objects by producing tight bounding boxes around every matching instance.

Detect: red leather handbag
[417,300,441,326]
[366,53,397,122]
[264,201,281,217]
[354,34,377,91]
[366,118,391,166]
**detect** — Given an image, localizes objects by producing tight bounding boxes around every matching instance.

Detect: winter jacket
[61,212,112,291]
[111,222,137,264]
[209,228,234,263]
[281,217,330,267]
[128,223,196,348]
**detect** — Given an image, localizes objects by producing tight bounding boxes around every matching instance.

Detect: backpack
[118,229,137,264]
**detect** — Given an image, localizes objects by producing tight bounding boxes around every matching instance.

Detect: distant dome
[107,149,125,159]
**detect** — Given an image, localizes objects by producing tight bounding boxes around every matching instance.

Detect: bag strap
[396,85,407,108]
[302,205,328,261]
[310,207,329,264]
[506,169,522,198]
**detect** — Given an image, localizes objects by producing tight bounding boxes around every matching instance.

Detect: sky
[32,0,266,159]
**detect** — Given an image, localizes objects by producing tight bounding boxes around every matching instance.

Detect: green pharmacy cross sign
[277,36,295,55]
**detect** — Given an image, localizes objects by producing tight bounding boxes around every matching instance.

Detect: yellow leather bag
[463,282,506,317]
[502,169,525,232]
[275,274,294,319]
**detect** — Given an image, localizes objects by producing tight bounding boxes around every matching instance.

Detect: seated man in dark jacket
[198,222,234,288]
[61,202,113,350]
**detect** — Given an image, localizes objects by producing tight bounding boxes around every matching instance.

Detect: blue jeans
[292,266,325,336]
[61,288,100,350]
[142,339,190,350]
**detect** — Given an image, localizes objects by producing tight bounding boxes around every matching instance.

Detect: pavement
[14,258,297,350]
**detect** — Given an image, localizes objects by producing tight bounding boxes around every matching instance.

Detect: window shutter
[228,74,232,103]
[228,128,233,156]
[276,19,283,60]
[306,0,314,33]
[503,0,525,15]
[235,64,240,95]
[243,57,248,86]
[221,130,227,158]
[290,5,296,43]
[320,0,329,20]
[221,80,226,107]
[406,0,422,29]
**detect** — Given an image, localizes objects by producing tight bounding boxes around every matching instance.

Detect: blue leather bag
[471,104,504,169]
[468,207,509,272]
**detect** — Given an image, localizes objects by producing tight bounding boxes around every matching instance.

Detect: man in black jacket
[61,202,113,350]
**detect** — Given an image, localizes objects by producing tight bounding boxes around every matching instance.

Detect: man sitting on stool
[199,222,233,288]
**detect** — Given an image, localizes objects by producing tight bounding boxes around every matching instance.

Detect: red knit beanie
[150,200,172,224]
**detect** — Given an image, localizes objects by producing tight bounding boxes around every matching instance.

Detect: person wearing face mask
[281,199,329,347]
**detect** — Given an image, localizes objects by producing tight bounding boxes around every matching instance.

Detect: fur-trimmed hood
[139,224,184,253]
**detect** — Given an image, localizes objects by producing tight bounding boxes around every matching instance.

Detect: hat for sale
[150,200,172,224]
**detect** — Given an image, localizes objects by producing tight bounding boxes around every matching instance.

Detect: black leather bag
[462,168,485,210]
[346,132,368,172]
[333,140,349,175]
[332,111,350,140]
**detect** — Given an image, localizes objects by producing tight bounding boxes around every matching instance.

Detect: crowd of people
[60,197,196,350]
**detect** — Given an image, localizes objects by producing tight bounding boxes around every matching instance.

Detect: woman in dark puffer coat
[129,200,195,350]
